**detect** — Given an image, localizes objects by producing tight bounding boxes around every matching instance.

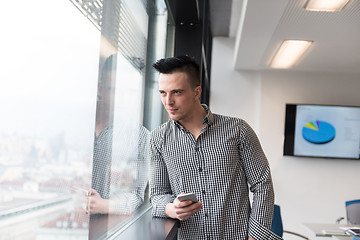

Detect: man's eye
[174,91,181,95]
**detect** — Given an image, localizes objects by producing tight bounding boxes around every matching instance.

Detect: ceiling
[210,0,360,75]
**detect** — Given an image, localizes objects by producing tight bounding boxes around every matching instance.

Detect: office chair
[271,204,309,239]
[346,199,360,225]
[336,199,360,225]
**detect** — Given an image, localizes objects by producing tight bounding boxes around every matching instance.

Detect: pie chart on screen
[302,120,336,144]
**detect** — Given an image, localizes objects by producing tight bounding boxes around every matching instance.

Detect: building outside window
[0,0,168,239]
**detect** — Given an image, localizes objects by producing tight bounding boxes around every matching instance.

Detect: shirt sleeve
[149,133,176,218]
[239,120,282,239]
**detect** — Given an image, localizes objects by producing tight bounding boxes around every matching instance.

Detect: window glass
[0,0,168,239]
[88,0,152,238]
[0,0,99,238]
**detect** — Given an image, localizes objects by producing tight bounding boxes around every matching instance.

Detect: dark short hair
[152,56,200,88]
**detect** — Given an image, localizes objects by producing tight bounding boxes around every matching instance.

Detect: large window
[0,0,168,239]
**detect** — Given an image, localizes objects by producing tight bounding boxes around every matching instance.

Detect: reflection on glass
[90,118,149,215]
[87,52,150,239]
[91,54,149,210]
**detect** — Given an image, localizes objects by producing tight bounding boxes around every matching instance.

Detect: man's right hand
[87,189,110,214]
[165,198,203,221]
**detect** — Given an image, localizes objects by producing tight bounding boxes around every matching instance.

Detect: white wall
[211,37,360,238]
[210,37,261,132]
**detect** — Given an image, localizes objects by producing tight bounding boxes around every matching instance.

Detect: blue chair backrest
[346,199,360,225]
[271,204,284,237]
[346,199,360,206]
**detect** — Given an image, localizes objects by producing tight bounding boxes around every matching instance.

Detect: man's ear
[194,86,202,99]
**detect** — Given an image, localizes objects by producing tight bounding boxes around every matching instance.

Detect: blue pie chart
[302,120,336,144]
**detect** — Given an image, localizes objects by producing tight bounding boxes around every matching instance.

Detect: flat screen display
[283,104,360,159]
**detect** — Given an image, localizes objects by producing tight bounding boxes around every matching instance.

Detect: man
[150,56,282,240]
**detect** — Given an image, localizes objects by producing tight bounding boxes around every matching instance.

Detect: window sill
[106,207,179,240]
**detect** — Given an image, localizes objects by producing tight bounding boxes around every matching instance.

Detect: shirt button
[199,167,203,172]
[194,147,199,151]
[205,213,208,217]
[202,190,206,195]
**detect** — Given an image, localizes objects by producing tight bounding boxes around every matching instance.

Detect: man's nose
[166,94,174,105]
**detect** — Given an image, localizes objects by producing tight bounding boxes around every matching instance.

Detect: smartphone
[177,193,198,202]
[72,186,90,196]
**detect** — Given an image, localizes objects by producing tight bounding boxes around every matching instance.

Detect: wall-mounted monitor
[283,104,360,159]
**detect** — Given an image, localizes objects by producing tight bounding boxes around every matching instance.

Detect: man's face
[158,71,201,122]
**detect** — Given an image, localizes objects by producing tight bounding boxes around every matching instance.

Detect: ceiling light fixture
[304,0,350,12]
[270,40,313,69]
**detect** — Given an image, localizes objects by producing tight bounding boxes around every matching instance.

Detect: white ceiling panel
[230,0,360,74]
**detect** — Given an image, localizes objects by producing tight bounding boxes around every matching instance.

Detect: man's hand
[87,189,110,214]
[165,198,203,221]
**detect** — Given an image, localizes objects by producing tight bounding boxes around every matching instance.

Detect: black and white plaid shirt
[150,105,282,240]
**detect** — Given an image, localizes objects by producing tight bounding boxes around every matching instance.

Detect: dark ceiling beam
[165,0,202,63]
[165,0,199,25]
[164,0,212,105]
[209,0,232,36]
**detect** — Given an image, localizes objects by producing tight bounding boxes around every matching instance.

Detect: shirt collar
[171,104,214,129]
[201,104,214,125]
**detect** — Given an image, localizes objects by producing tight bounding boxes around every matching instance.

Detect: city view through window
[0,0,99,238]
[0,0,167,239]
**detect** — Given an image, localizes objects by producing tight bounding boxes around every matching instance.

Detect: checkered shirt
[150,105,282,240]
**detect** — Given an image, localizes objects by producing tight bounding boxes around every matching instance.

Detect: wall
[210,37,261,132]
[211,37,360,238]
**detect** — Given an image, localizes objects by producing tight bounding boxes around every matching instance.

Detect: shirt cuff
[248,216,283,240]
[151,194,175,218]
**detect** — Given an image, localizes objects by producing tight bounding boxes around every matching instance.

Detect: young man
[150,56,282,240]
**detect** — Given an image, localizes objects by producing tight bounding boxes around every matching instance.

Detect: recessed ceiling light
[304,0,350,12]
[270,40,313,69]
